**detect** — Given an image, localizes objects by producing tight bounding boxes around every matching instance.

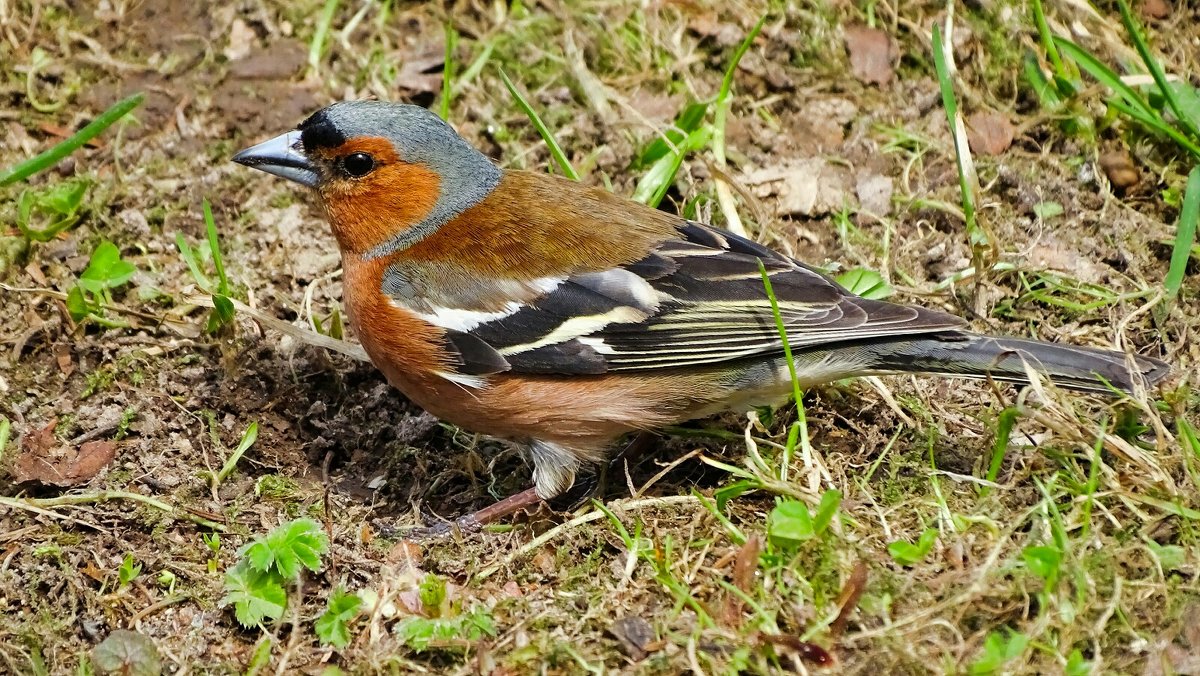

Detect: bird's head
[233,100,501,258]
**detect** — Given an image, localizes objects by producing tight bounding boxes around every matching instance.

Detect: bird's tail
[852,333,1171,395]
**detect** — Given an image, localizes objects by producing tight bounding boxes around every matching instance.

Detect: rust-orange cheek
[316,139,443,256]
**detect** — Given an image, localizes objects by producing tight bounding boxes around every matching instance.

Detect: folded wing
[416,222,966,380]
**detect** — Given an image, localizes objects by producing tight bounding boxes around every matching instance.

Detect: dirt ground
[2,0,1199,674]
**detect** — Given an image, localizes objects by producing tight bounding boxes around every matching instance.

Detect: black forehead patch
[297,109,346,152]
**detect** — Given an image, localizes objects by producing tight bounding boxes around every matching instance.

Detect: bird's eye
[341,152,375,178]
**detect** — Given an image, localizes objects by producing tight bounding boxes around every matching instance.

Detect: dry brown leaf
[966,111,1014,156]
[13,420,118,487]
[531,548,556,577]
[843,24,895,86]
[831,562,869,636]
[54,343,74,378]
[394,47,444,94]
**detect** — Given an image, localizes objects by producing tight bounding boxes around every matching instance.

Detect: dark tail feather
[858,333,1171,394]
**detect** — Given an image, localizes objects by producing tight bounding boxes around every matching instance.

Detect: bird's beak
[231,130,319,188]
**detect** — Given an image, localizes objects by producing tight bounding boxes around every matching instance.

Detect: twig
[474,495,699,581]
[0,491,227,531]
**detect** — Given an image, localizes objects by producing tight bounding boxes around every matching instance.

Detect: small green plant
[969,628,1029,674]
[766,491,841,550]
[394,607,498,652]
[176,199,236,333]
[632,15,766,210]
[1023,0,1093,139]
[315,587,363,649]
[202,532,221,574]
[220,518,329,627]
[117,553,141,588]
[207,421,259,491]
[887,528,938,566]
[66,241,137,328]
[390,572,498,652]
[15,178,89,242]
[1164,167,1200,310]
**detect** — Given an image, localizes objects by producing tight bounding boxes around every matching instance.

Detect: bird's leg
[407,432,659,540]
[406,487,544,539]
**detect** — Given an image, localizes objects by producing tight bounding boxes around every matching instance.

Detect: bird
[233,100,1171,531]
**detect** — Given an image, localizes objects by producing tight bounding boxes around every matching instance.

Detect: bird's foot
[404,487,546,540]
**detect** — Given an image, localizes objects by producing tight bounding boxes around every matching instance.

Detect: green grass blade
[633,125,712,208]
[1114,0,1199,140]
[982,407,1020,494]
[1053,37,1156,121]
[758,260,803,418]
[440,23,457,121]
[1165,166,1200,302]
[499,68,580,181]
[931,26,982,248]
[1030,0,1066,80]
[308,0,339,75]
[1107,97,1200,159]
[202,199,230,296]
[175,232,212,293]
[0,93,144,186]
[716,15,767,107]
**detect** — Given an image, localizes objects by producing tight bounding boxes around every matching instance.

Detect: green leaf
[78,241,136,294]
[631,124,712,208]
[90,629,161,676]
[1065,649,1092,676]
[202,199,230,296]
[208,294,235,333]
[221,560,287,627]
[888,528,938,566]
[1145,540,1187,572]
[1033,201,1064,220]
[418,573,448,615]
[812,490,842,535]
[714,479,757,512]
[244,637,272,676]
[175,232,212,292]
[1169,81,1200,131]
[117,553,142,587]
[66,285,91,322]
[394,608,497,652]
[835,268,893,299]
[970,629,1029,675]
[40,179,89,216]
[237,518,329,580]
[635,101,709,168]
[767,500,814,547]
[15,180,90,242]
[315,587,362,648]
[266,518,329,579]
[1022,545,1062,582]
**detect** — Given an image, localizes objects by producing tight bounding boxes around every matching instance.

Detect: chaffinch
[234,100,1170,529]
